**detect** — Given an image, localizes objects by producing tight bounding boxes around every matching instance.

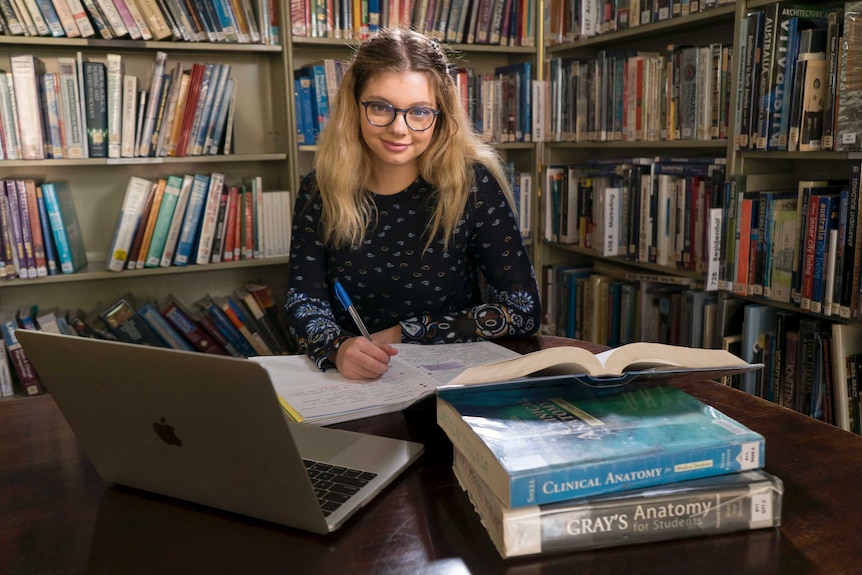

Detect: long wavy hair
[313,27,512,250]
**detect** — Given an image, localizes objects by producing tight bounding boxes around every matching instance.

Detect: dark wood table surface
[2,336,861,574]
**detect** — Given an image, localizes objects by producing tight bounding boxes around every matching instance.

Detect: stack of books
[435,343,784,558]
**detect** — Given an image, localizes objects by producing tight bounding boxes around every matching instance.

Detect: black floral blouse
[286,164,541,369]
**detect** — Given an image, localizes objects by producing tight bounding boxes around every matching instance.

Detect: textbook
[453,449,784,558]
[250,341,521,425]
[436,385,765,508]
[446,342,761,387]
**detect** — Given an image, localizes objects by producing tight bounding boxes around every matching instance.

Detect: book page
[597,343,748,376]
[448,346,602,386]
[251,341,520,423]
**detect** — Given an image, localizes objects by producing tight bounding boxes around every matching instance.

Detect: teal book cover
[437,385,765,508]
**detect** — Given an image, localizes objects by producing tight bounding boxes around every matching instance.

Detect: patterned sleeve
[400,165,542,344]
[285,173,350,369]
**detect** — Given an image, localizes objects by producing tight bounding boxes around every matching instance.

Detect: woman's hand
[335,336,398,380]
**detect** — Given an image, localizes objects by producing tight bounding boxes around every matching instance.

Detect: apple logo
[153,417,183,447]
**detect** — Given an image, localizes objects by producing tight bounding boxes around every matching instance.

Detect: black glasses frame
[360,101,440,131]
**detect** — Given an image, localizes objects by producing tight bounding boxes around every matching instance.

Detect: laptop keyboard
[304,460,378,516]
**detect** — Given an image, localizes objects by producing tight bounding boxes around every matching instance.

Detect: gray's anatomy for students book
[453,450,784,558]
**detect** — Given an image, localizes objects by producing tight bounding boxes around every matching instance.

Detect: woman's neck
[367,165,420,195]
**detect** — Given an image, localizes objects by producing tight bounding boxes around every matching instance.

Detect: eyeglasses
[360,101,440,131]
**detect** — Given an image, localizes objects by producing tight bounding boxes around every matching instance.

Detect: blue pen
[333,280,373,340]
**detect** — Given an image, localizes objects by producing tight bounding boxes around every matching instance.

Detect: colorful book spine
[173,173,209,266]
[161,299,229,355]
[99,297,166,346]
[107,176,152,271]
[10,54,46,160]
[144,175,182,267]
[40,181,87,274]
[1,320,44,395]
[83,60,108,158]
[197,297,257,357]
[137,302,194,350]
[35,185,59,276]
[159,174,192,267]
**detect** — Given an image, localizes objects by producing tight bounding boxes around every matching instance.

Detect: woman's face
[358,70,438,175]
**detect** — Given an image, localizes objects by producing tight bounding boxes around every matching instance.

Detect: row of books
[0,179,86,280]
[541,261,717,348]
[503,162,532,241]
[295,58,537,145]
[544,43,732,144]
[0,281,293,398]
[0,0,280,44]
[0,51,237,161]
[546,0,735,46]
[725,300,862,436]
[106,173,291,272]
[453,62,533,144]
[735,2,851,152]
[716,171,862,322]
[544,158,726,288]
[436,368,783,557]
[290,0,536,46]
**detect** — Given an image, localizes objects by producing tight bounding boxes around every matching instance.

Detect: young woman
[286,27,541,380]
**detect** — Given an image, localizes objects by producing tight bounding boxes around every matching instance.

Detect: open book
[446,342,761,387]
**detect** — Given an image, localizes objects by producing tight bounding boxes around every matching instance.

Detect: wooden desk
[2,336,861,574]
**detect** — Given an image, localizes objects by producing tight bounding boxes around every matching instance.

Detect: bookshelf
[536,2,736,343]
[536,0,862,434]
[0,31,291,327]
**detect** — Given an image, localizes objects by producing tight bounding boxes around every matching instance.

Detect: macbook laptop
[17,330,424,534]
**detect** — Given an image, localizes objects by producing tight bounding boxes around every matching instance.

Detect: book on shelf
[453,448,784,559]
[55,57,86,159]
[0,339,15,398]
[830,323,862,433]
[837,2,862,151]
[68,310,117,341]
[138,51,168,157]
[21,180,47,277]
[34,184,59,276]
[120,73,138,158]
[137,301,194,351]
[211,293,273,356]
[233,284,289,354]
[10,54,46,160]
[98,294,166,347]
[250,340,523,425]
[38,181,87,274]
[436,383,766,508]
[107,176,153,271]
[132,178,167,269]
[0,73,22,160]
[5,180,37,279]
[194,294,258,357]
[193,172,225,265]
[124,180,157,270]
[143,175,182,268]
[40,72,64,159]
[160,295,229,356]
[244,281,293,352]
[157,62,188,156]
[446,341,760,388]
[159,173,193,267]
[82,60,108,158]
[0,318,44,396]
[739,304,779,399]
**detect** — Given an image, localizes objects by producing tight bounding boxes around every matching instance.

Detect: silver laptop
[17,330,424,534]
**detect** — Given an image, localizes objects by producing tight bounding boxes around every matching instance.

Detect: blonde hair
[313,27,511,250]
